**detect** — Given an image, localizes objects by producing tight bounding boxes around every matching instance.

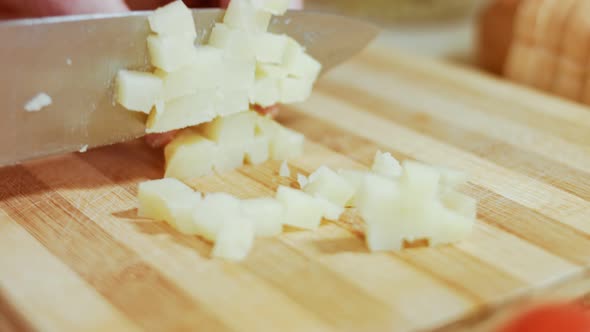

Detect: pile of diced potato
[116,0,477,261]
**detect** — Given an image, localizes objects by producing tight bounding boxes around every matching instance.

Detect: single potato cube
[192,193,242,242]
[276,186,324,230]
[199,111,258,144]
[429,205,474,246]
[157,47,224,101]
[137,178,201,234]
[213,144,246,172]
[208,23,256,60]
[365,221,405,252]
[164,130,219,181]
[279,77,313,103]
[282,38,322,80]
[148,0,196,39]
[337,169,367,207]
[255,33,289,64]
[224,0,272,32]
[314,195,344,220]
[241,198,284,236]
[398,160,441,209]
[212,217,255,261]
[249,77,280,107]
[244,135,270,165]
[223,57,256,90]
[252,0,290,15]
[146,91,216,133]
[255,116,304,160]
[214,88,250,116]
[441,191,477,220]
[372,150,402,179]
[304,166,355,207]
[355,173,399,223]
[147,34,196,72]
[116,70,162,113]
[438,166,469,192]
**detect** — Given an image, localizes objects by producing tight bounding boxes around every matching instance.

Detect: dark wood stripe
[315,80,590,202]
[357,51,590,148]
[279,109,590,265]
[0,288,36,332]
[0,165,230,332]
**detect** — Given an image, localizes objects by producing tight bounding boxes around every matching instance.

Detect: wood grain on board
[1,44,590,331]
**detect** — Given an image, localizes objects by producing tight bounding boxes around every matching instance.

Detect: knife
[0,9,378,167]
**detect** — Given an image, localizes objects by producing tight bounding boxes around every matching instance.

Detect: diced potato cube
[164,131,218,181]
[147,34,196,72]
[441,191,477,220]
[208,23,255,59]
[304,166,355,207]
[256,63,288,79]
[355,173,399,223]
[252,0,290,15]
[256,116,304,160]
[255,33,289,63]
[282,38,322,80]
[249,77,280,107]
[213,144,246,172]
[365,221,405,252]
[116,70,162,113]
[157,47,224,101]
[212,217,255,261]
[429,205,474,246]
[146,91,216,133]
[148,0,196,39]
[399,161,441,209]
[224,0,272,32]
[438,166,469,191]
[199,111,258,144]
[137,178,201,234]
[337,169,367,207]
[372,150,402,179]
[244,135,270,165]
[214,88,250,116]
[241,198,284,236]
[223,57,256,90]
[192,193,241,241]
[314,195,344,220]
[279,160,290,177]
[279,77,313,103]
[275,186,324,230]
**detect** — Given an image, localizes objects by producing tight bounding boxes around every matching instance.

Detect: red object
[498,303,590,332]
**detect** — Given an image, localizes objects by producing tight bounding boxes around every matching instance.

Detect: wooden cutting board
[1,44,590,332]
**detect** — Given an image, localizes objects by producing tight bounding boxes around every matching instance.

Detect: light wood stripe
[30,152,337,332]
[287,93,590,236]
[361,47,590,146]
[323,62,590,175]
[0,210,139,332]
[0,166,229,332]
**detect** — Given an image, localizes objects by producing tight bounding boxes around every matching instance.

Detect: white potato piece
[24,92,52,112]
[214,88,250,116]
[279,77,313,103]
[252,0,290,15]
[438,166,469,191]
[137,178,202,234]
[156,47,224,100]
[208,23,256,59]
[337,169,368,207]
[192,193,242,241]
[279,160,290,177]
[372,150,402,179]
[116,70,162,113]
[314,195,344,220]
[441,191,477,220]
[355,173,399,223]
[429,205,474,246]
[146,90,216,133]
[213,144,246,172]
[148,0,196,39]
[223,57,256,90]
[164,131,218,181]
[256,63,288,79]
[249,77,280,107]
[223,0,271,32]
[244,135,270,165]
[365,221,405,252]
[255,116,304,160]
[255,33,289,63]
[303,166,355,207]
[212,217,255,261]
[241,198,284,236]
[297,174,308,188]
[147,34,196,72]
[282,37,322,80]
[275,186,323,230]
[398,160,441,209]
[199,111,258,144]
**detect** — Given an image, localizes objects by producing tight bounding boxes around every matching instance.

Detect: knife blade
[0,9,378,167]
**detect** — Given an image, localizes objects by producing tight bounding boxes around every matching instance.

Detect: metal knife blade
[0,9,378,167]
